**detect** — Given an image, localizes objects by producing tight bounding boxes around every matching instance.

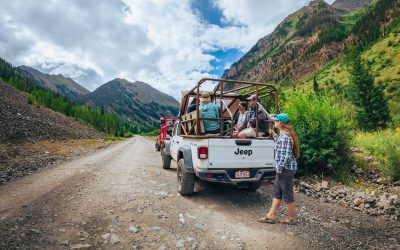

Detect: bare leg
[286,202,296,220]
[267,198,281,218]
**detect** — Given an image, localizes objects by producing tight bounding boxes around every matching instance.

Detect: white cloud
[0,0,328,100]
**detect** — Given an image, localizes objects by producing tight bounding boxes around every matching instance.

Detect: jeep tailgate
[207,139,275,169]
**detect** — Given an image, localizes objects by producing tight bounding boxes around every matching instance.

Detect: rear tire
[177,159,195,195]
[161,150,171,169]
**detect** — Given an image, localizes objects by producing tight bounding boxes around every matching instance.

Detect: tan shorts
[240,128,256,138]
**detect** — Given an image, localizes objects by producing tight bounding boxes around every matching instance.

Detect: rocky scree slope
[77,78,179,127]
[221,0,372,86]
[0,81,100,143]
[332,0,372,13]
[17,65,90,100]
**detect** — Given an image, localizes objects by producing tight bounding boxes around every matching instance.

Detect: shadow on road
[189,180,273,210]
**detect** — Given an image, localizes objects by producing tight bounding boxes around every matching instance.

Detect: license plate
[235,170,250,178]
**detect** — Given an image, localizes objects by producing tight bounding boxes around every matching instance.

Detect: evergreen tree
[313,76,320,95]
[349,53,390,131]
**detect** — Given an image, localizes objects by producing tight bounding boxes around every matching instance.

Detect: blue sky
[191,0,245,76]
[0,0,335,100]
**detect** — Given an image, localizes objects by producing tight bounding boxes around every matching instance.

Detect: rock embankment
[0,81,100,143]
[296,166,400,221]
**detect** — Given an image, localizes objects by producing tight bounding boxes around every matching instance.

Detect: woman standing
[258,113,300,224]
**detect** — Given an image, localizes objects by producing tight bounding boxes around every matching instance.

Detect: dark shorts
[274,169,296,203]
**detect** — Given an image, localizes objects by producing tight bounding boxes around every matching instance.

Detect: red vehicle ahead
[155,116,177,151]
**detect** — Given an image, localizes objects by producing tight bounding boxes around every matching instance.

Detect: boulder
[321,180,329,189]
[353,198,363,206]
[355,191,366,199]
[364,197,376,204]
[312,184,322,192]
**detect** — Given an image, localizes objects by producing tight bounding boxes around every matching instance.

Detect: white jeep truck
[161,78,278,195]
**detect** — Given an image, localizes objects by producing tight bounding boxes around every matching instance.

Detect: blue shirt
[199,102,220,132]
[273,133,297,171]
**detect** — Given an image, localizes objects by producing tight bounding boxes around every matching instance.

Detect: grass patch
[104,136,125,142]
[353,129,400,181]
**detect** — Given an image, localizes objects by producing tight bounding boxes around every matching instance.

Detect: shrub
[281,91,354,175]
[353,129,400,181]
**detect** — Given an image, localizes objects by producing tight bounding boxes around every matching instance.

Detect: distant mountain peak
[78,78,179,127]
[17,66,89,100]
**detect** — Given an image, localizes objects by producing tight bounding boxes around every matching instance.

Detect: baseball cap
[246,94,257,100]
[272,113,289,124]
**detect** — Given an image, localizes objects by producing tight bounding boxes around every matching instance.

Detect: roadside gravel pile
[0,81,100,143]
[296,166,400,221]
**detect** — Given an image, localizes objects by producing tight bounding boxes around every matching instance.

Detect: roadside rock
[353,198,363,207]
[321,181,329,189]
[110,233,120,245]
[70,244,91,249]
[176,239,185,248]
[128,225,140,233]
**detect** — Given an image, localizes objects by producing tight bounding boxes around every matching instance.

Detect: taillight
[198,146,208,159]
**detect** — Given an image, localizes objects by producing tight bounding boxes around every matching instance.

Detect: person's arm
[275,135,292,172]
[273,133,279,143]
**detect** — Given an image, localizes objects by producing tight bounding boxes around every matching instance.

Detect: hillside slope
[221,0,372,85]
[0,81,100,143]
[332,0,372,12]
[300,23,400,124]
[17,66,90,100]
[78,78,179,127]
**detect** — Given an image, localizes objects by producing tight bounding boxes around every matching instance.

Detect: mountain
[222,0,400,124]
[77,78,179,127]
[221,0,373,86]
[332,0,372,13]
[17,66,90,100]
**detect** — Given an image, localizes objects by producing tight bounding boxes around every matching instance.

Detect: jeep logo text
[234,148,252,156]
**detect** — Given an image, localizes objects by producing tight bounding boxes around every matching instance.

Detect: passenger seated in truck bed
[233,101,250,137]
[238,95,268,138]
[199,92,220,134]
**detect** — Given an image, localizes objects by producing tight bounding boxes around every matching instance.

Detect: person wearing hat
[237,94,267,138]
[199,92,220,134]
[258,113,300,224]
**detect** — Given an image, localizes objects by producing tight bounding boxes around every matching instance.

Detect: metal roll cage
[179,78,278,138]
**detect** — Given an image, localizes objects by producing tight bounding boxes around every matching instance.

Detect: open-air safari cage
[178,78,278,138]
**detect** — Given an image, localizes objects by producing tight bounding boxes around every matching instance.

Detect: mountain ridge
[17,66,90,100]
[221,0,373,85]
[77,78,179,127]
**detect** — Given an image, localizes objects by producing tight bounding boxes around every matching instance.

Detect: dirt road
[0,137,399,250]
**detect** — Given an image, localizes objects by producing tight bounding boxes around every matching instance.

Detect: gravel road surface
[0,136,398,249]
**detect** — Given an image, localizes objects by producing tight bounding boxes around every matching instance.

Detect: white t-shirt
[237,112,246,128]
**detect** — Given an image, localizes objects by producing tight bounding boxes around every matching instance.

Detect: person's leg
[259,173,282,222]
[266,198,281,218]
[286,202,296,221]
[281,170,297,223]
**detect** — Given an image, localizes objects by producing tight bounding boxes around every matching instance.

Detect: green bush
[353,129,400,181]
[282,91,354,175]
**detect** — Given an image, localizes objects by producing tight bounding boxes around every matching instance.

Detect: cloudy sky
[0,0,335,99]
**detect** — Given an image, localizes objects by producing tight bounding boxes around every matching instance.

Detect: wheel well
[178,151,184,160]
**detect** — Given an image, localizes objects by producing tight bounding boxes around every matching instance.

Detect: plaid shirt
[273,133,297,171]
